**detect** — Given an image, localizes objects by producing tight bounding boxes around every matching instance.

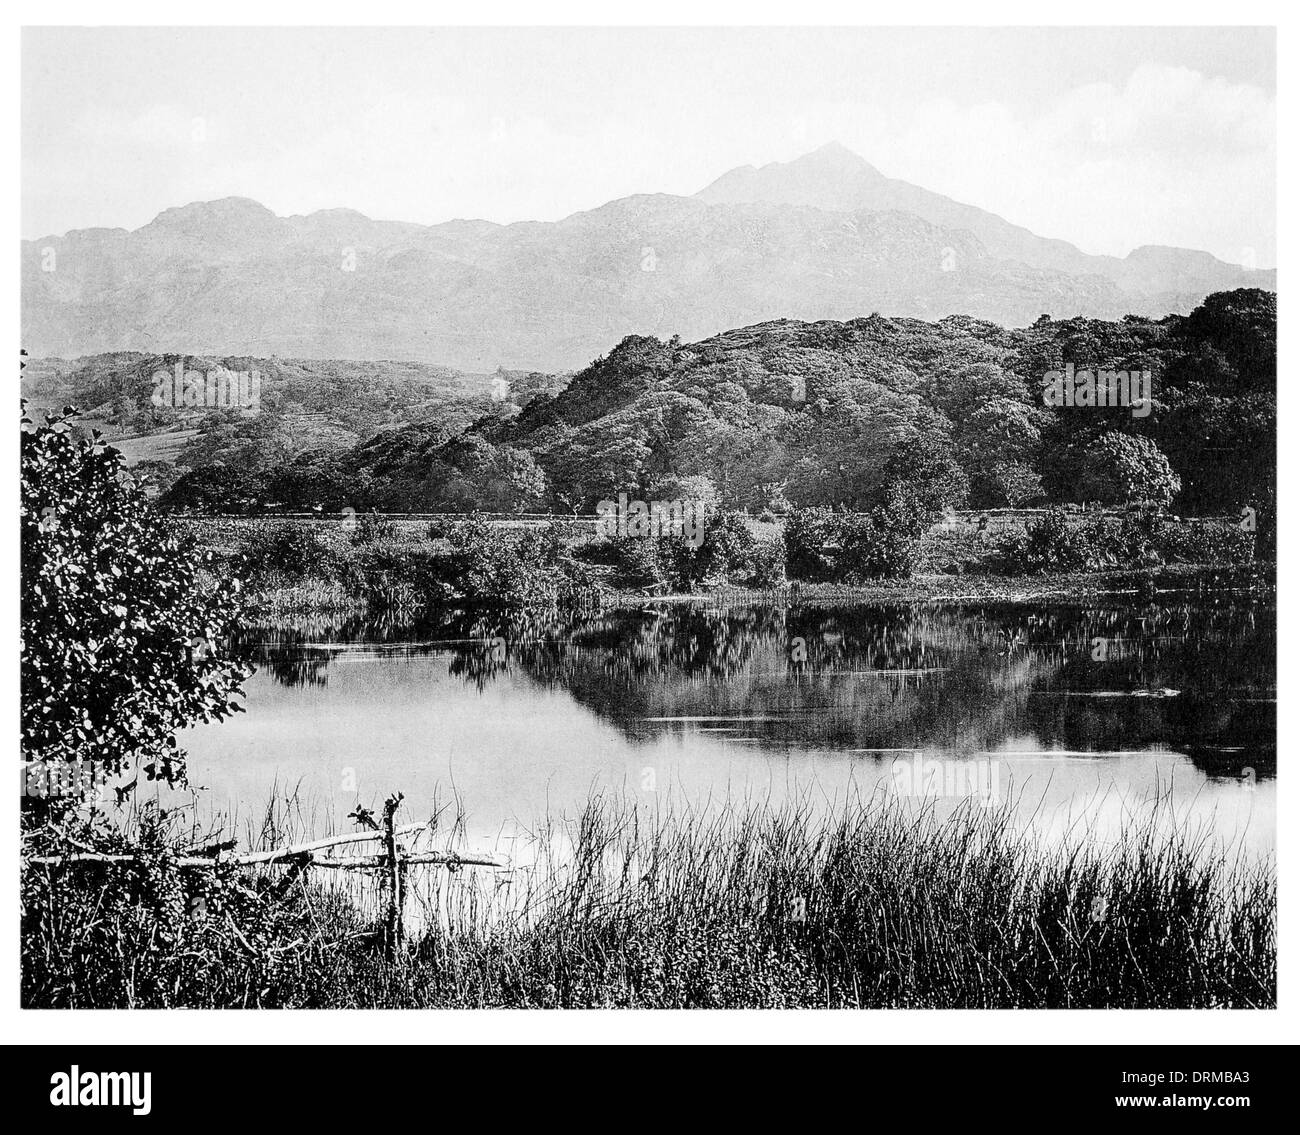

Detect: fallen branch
[310,851,508,870]
[180,838,238,856]
[211,822,434,864]
[23,843,507,871]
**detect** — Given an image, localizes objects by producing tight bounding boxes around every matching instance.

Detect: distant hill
[23,144,1273,372]
[20,352,507,483]
[237,288,1269,523]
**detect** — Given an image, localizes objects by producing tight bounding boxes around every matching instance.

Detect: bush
[784,497,928,583]
[601,510,763,592]
[745,538,787,589]
[348,545,446,611]
[1157,519,1255,565]
[434,517,579,607]
[21,404,250,803]
[998,509,1256,574]
[784,507,840,582]
[996,511,1103,572]
[239,522,341,584]
[608,536,670,591]
[350,512,402,547]
[682,510,758,588]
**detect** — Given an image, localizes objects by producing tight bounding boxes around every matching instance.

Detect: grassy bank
[690,562,1275,606]
[173,514,1270,616]
[22,791,1275,1009]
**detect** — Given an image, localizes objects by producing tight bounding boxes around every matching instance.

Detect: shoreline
[243,561,1276,617]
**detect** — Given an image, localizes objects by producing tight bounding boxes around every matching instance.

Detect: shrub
[350,512,402,547]
[999,510,1256,574]
[784,507,840,582]
[347,546,446,611]
[434,517,577,607]
[996,511,1100,572]
[785,497,928,583]
[21,405,250,803]
[998,511,1159,573]
[675,510,758,589]
[1158,519,1255,565]
[239,522,341,584]
[602,510,763,592]
[608,536,670,591]
[745,538,787,589]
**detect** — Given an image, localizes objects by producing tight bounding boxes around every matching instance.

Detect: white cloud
[824,64,1275,264]
[22,34,1275,267]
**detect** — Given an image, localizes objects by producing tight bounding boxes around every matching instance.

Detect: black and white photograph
[7,6,1294,1074]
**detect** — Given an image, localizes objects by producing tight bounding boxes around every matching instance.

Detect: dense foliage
[996,509,1254,574]
[20,404,250,807]
[136,291,1273,542]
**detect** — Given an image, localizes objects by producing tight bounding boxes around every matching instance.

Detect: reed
[21,787,1274,1009]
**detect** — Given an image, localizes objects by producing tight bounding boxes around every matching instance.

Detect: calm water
[181,598,1276,855]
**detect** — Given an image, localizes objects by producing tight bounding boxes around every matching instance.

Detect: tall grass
[22,789,1274,1009]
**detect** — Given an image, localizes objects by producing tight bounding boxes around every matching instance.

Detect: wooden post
[383,794,405,961]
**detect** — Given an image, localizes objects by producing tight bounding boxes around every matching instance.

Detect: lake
[180,597,1276,857]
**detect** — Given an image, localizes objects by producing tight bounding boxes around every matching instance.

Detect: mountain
[23,145,1273,371]
[698,143,1270,296]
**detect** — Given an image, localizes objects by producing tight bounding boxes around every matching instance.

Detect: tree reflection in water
[245,597,1274,780]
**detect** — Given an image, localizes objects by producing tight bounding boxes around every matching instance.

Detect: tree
[645,473,720,511]
[973,461,1044,508]
[956,397,1046,504]
[871,411,969,520]
[1067,431,1181,508]
[417,436,549,512]
[1182,289,1276,393]
[159,464,264,514]
[21,405,250,812]
[264,451,357,512]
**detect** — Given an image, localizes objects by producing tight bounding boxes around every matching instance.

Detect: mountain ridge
[23,144,1273,371]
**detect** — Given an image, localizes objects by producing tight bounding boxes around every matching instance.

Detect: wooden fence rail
[25,799,506,959]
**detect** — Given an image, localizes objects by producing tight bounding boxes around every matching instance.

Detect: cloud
[823,64,1275,264]
[1046,64,1274,156]
[72,104,204,150]
[24,46,1274,267]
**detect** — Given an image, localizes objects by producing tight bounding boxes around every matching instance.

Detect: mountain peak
[697,144,884,207]
[796,141,875,170]
[133,196,289,256]
[301,207,374,222]
[148,196,277,226]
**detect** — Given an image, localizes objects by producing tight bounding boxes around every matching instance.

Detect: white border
[3,1,1291,1047]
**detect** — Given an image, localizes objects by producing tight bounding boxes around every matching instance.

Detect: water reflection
[238,599,1274,782]
[187,598,1273,856]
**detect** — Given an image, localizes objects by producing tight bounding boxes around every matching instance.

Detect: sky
[22,26,1276,266]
